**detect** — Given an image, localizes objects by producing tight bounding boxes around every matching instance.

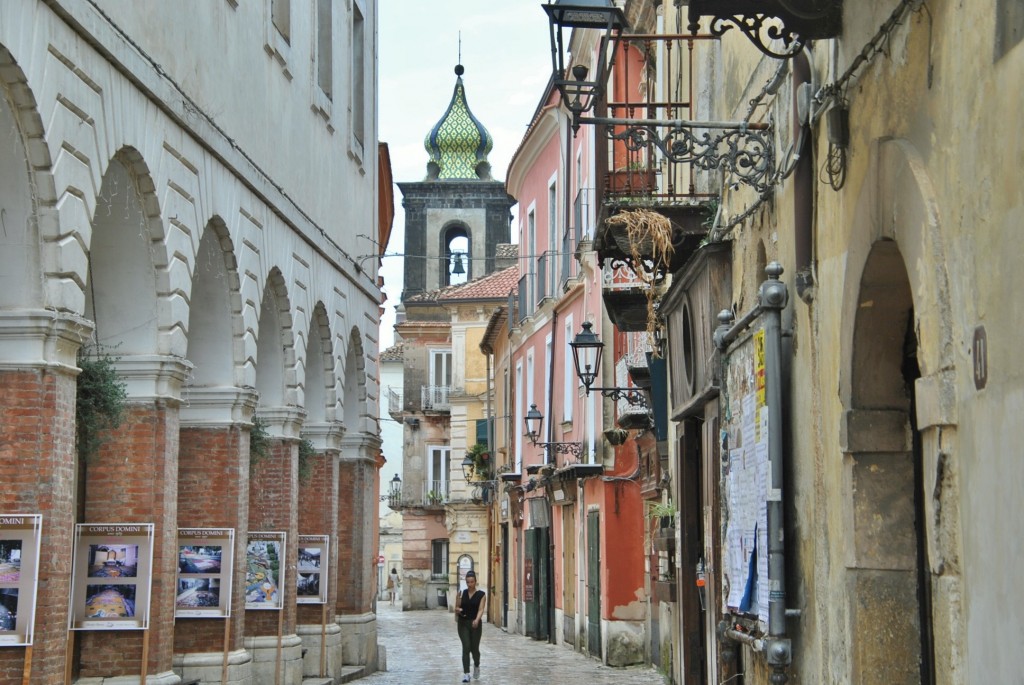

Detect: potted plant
[605,208,676,339]
[466,442,491,480]
[607,160,657,194]
[647,500,677,529]
[427,490,444,506]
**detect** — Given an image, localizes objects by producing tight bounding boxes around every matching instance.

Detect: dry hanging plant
[606,208,675,347]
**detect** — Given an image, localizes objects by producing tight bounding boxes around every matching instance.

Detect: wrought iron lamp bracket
[585,116,776,194]
[590,385,649,408]
[686,2,842,60]
[707,14,802,59]
[539,441,585,459]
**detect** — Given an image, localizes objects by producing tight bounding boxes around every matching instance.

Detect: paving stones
[362,603,666,685]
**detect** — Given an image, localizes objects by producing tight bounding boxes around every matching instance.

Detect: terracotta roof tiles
[439,265,519,302]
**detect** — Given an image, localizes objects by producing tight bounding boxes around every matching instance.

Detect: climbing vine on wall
[249,416,271,467]
[76,347,128,463]
[298,438,316,483]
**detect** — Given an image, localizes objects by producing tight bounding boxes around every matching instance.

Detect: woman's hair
[465,570,476,578]
[391,567,397,573]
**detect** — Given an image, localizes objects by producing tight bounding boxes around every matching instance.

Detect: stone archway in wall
[85,148,169,354]
[342,325,368,435]
[844,241,925,684]
[840,138,963,685]
[304,303,338,426]
[185,217,245,390]
[0,45,46,309]
[439,221,471,287]
[255,268,297,409]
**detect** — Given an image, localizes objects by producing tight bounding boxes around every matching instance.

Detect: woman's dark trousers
[458,618,482,672]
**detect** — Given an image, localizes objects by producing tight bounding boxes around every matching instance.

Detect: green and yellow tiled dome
[425,65,494,180]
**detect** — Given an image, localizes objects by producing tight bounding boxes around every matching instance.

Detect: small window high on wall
[272,0,290,42]
[316,0,332,98]
[351,1,366,147]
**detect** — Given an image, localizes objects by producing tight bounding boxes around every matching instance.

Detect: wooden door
[586,511,601,657]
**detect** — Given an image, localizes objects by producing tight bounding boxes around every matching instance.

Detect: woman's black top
[459,589,485,620]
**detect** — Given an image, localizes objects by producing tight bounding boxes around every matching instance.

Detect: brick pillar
[173,387,258,682]
[335,434,382,670]
[0,312,90,685]
[296,422,343,679]
[77,355,190,682]
[245,407,303,685]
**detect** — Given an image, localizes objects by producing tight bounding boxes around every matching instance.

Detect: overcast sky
[377,1,554,349]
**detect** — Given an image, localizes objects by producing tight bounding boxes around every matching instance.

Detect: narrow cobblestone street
[363,602,666,685]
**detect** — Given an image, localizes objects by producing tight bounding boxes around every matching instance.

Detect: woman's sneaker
[473,665,480,680]
[462,674,471,683]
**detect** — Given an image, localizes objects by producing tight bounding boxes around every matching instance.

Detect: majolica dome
[424,65,494,181]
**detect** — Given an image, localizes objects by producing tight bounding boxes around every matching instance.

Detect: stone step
[337,665,368,683]
[301,679,333,685]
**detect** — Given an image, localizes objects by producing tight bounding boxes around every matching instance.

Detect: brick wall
[246,439,298,637]
[335,458,376,614]
[174,425,249,655]
[0,369,76,685]
[78,402,180,679]
[297,451,339,625]
[400,513,437,571]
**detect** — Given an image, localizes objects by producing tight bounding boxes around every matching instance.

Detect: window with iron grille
[431,539,449,579]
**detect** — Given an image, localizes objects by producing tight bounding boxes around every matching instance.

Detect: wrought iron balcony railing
[424,479,450,506]
[420,385,451,411]
[387,386,402,415]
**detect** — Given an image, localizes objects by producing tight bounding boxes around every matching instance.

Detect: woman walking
[455,570,486,682]
[387,567,399,606]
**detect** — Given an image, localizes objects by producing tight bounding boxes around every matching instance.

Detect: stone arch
[840,138,956,389]
[303,302,337,424]
[438,220,471,286]
[255,268,298,408]
[838,138,961,684]
[85,147,169,355]
[185,216,245,388]
[342,325,368,434]
[0,44,54,310]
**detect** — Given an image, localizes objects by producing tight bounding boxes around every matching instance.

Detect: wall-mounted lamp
[380,474,402,502]
[568,322,648,408]
[542,0,626,131]
[461,453,475,480]
[524,404,583,459]
[542,0,776,193]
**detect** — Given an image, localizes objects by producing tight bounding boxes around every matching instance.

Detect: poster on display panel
[0,514,42,646]
[719,326,770,625]
[175,528,235,618]
[245,532,286,610]
[296,535,328,604]
[68,523,154,631]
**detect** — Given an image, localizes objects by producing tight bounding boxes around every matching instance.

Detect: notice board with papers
[719,326,770,625]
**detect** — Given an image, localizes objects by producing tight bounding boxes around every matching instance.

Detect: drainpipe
[485,349,495,620]
[760,266,791,682]
[545,310,559,642]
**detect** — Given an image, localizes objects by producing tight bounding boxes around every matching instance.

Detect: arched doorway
[845,239,934,684]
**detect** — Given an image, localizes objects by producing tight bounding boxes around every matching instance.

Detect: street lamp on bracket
[569,321,648,408]
[543,0,627,130]
[524,404,584,460]
[380,473,401,502]
[542,0,777,194]
[461,453,476,481]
